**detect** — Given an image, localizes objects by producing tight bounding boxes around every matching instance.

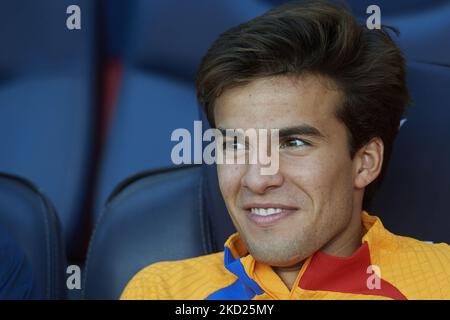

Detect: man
[121,0,450,299]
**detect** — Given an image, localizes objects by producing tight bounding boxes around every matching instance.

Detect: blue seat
[104,0,270,79]
[269,0,450,65]
[0,223,34,299]
[0,0,97,256]
[371,62,450,243]
[85,165,221,299]
[92,1,272,220]
[349,0,450,65]
[93,70,200,219]
[0,173,66,299]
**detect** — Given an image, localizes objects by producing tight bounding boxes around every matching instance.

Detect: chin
[252,251,303,267]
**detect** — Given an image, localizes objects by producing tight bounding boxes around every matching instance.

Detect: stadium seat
[348,0,450,65]
[371,62,450,243]
[93,70,200,220]
[92,0,271,220]
[0,0,98,256]
[0,173,66,299]
[104,0,269,79]
[268,0,450,65]
[84,165,224,299]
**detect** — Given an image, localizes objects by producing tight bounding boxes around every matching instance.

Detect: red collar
[299,241,406,299]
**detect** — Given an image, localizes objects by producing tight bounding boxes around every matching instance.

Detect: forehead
[214,75,343,131]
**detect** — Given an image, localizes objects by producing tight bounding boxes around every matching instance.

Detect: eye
[279,137,310,149]
[222,138,246,151]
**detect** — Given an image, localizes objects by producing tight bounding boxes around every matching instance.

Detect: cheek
[217,164,244,202]
[283,152,354,202]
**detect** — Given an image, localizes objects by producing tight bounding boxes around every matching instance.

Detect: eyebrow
[217,124,326,140]
[278,124,326,140]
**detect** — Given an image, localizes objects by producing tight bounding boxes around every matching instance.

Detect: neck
[272,262,305,291]
[273,210,364,290]
[320,210,365,257]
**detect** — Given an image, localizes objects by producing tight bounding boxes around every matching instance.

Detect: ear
[353,137,384,189]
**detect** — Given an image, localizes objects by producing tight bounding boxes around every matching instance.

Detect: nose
[241,163,284,194]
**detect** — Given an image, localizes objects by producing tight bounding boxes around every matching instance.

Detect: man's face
[214,75,359,267]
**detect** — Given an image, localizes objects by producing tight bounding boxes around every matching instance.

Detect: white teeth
[250,208,283,216]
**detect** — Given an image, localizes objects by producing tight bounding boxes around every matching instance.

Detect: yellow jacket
[121,212,450,300]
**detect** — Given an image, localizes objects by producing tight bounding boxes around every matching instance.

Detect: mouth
[243,204,298,227]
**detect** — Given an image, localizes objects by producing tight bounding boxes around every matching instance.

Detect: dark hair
[196,0,410,209]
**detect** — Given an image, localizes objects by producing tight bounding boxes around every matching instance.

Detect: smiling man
[121,0,450,300]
